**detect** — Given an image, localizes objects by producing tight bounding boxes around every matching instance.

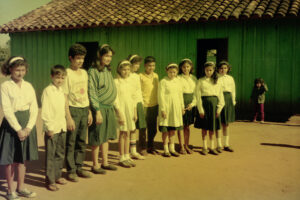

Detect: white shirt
[178,74,197,107]
[0,79,38,132]
[219,74,236,105]
[195,77,225,114]
[41,83,67,134]
[129,73,144,104]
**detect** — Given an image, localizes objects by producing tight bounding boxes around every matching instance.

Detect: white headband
[181,58,192,63]
[9,57,24,65]
[119,60,131,66]
[100,44,109,49]
[166,63,178,70]
[129,54,138,62]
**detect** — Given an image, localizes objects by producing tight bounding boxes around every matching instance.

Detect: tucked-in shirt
[129,73,144,104]
[195,77,225,114]
[88,67,117,110]
[178,74,197,107]
[140,72,159,107]
[251,84,268,104]
[62,68,89,108]
[219,74,236,105]
[41,83,66,134]
[0,79,38,132]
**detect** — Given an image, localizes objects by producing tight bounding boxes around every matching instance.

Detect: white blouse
[195,77,225,115]
[129,73,144,104]
[219,74,236,105]
[178,74,197,107]
[0,79,38,132]
[41,84,66,134]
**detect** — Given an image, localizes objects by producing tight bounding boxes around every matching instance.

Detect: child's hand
[96,111,103,125]
[23,127,31,138]
[17,130,26,141]
[88,110,93,126]
[182,108,186,115]
[67,116,75,131]
[46,131,54,138]
[186,104,193,111]
[216,112,220,118]
[161,111,167,119]
[200,113,205,119]
[119,115,125,125]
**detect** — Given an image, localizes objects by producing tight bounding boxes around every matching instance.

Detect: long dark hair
[92,44,114,71]
[204,61,218,84]
[178,58,193,74]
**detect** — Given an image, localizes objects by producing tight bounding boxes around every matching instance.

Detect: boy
[63,44,93,182]
[139,56,159,155]
[42,65,68,191]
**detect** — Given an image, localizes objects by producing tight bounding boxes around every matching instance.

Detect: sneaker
[119,161,131,168]
[179,148,187,155]
[6,192,20,200]
[224,146,234,152]
[91,166,106,174]
[209,148,219,155]
[170,151,180,157]
[260,121,265,124]
[201,148,209,155]
[55,178,67,185]
[131,153,145,160]
[67,173,79,182]
[101,164,118,171]
[162,152,171,157]
[216,146,223,153]
[140,149,148,156]
[47,184,59,191]
[77,169,92,178]
[16,188,37,198]
[127,159,136,167]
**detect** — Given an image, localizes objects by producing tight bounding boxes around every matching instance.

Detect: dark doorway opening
[196,38,228,78]
[77,42,99,71]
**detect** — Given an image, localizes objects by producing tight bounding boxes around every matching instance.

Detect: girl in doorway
[250,78,268,123]
[0,56,38,200]
[115,60,137,167]
[158,63,185,157]
[194,61,224,155]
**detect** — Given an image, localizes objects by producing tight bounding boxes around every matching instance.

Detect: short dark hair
[217,60,231,73]
[51,64,66,76]
[68,43,87,58]
[1,56,28,76]
[144,56,156,65]
[178,59,193,74]
[254,78,264,86]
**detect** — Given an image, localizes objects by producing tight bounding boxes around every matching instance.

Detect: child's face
[167,68,178,80]
[218,64,228,76]
[119,65,131,79]
[256,82,262,88]
[181,63,192,75]
[204,66,214,78]
[144,62,155,75]
[131,62,141,72]
[10,65,26,82]
[69,55,85,70]
[101,51,113,66]
[51,74,65,88]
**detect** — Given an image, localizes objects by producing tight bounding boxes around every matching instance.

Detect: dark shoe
[16,188,37,198]
[216,147,223,153]
[209,148,219,155]
[67,173,79,182]
[224,146,234,152]
[101,164,118,171]
[91,167,106,174]
[55,178,67,185]
[77,169,92,178]
[147,148,160,155]
[185,146,194,154]
[179,148,187,155]
[162,152,171,157]
[119,161,131,168]
[140,149,148,156]
[200,148,209,155]
[6,192,20,200]
[47,184,59,191]
[170,151,180,157]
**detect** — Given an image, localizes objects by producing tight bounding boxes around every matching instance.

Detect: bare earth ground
[0,111,300,200]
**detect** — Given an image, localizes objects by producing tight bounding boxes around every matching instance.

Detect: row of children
[0,43,236,199]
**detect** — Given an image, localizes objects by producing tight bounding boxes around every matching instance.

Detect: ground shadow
[261,143,300,149]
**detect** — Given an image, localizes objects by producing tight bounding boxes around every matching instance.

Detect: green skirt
[136,102,147,129]
[159,126,183,133]
[221,92,235,125]
[182,93,196,126]
[0,110,38,165]
[88,106,117,146]
[194,96,221,131]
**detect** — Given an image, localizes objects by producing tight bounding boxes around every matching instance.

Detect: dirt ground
[0,111,300,200]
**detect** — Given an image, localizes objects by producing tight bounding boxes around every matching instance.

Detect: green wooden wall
[10,18,300,120]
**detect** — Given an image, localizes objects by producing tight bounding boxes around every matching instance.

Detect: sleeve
[158,80,166,112]
[41,88,54,132]
[263,83,268,92]
[195,79,205,115]
[88,69,100,111]
[216,85,225,114]
[190,76,197,107]
[26,84,38,130]
[178,79,184,110]
[136,76,144,104]
[231,76,236,106]
[0,83,22,132]
[62,71,69,95]
[113,79,120,111]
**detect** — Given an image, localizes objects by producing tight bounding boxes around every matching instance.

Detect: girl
[115,60,138,167]
[177,59,197,154]
[0,56,38,199]
[194,61,224,155]
[88,44,118,174]
[250,78,268,123]
[216,61,236,153]
[158,63,185,157]
[128,54,146,160]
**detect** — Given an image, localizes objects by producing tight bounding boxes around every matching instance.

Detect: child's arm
[262,83,268,92]
[41,89,55,135]
[65,94,76,130]
[25,84,38,136]
[216,87,225,117]
[158,80,167,119]
[232,76,237,106]
[195,79,204,118]
[88,69,102,124]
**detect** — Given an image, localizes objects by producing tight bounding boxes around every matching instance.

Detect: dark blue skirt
[221,92,235,125]
[182,93,196,126]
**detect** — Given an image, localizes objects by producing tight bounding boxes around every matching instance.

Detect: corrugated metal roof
[0,0,299,33]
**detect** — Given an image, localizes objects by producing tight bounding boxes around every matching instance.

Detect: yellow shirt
[140,72,159,107]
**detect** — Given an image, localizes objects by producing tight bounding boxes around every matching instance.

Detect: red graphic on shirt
[80,88,85,94]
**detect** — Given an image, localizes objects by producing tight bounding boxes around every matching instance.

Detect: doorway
[77,42,99,71]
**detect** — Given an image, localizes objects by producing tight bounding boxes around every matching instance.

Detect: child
[114,60,138,167]
[0,56,38,199]
[177,59,197,154]
[88,44,118,173]
[194,61,224,155]
[158,63,185,157]
[63,44,93,182]
[140,56,159,155]
[216,61,236,153]
[128,54,146,160]
[41,65,67,191]
[251,78,268,123]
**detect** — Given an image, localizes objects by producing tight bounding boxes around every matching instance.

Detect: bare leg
[17,163,26,191]
[169,130,177,153]
[91,146,100,168]
[6,164,15,194]
[177,130,184,151]
[119,132,125,158]
[101,142,109,166]
[162,132,169,154]
[124,131,130,156]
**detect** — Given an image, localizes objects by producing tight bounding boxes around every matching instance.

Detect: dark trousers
[45,131,66,184]
[144,105,158,149]
[66,107,88,173]
[253,103,264,121]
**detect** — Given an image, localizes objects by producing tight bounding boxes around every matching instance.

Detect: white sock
[210,140,215,149]
[203,138,208,150]
[169,143,175,152]
[224,136,229,147]
[125,154,130,160]
[217,137,222,147]
[130,146,137,155]
[120,155,125,162]
[164,144,169,153]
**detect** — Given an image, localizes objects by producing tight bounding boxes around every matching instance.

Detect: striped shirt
[88,67,117,110]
